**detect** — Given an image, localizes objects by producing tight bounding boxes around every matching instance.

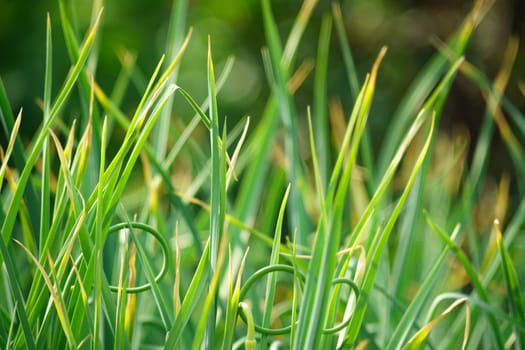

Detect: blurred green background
[0,0,524,176]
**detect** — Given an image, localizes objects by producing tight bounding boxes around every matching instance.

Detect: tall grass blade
[206,37,226,348]
[0,8,102,246]
[386,222,457,349]
[0,111,21,190]
[405,298,469,350]
[495,221,525,348]
[165,243,210,348]
[261,0,311,246]
[345,113,435,348]
[259,185,291,349]
[152,0,188,160]
[222,248,249,350]
[0,236,36,350]
[425,212,505,347]
[313,15,332,188]
[0,87,40,241]
[14,240,77,349]
[295,47,387,349]
[40,13,53,255]
[332,3,375,190]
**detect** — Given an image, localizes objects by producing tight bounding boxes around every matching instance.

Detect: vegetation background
[1,0,524,150]
[0,0,524,349]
